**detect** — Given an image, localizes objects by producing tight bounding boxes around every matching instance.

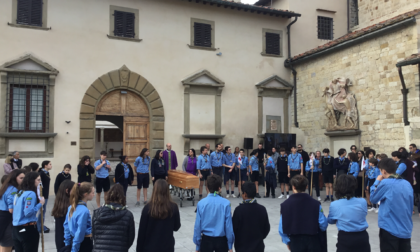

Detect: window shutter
[114,10,135,38]
[17,0,43,27]
[265,32,280,55]
[317,16,334,40]
[194,22,212,47]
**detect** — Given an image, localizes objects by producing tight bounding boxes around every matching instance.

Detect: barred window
[194,22,212,47]
[16,0,43,27]
[265,32,280,55]
[113,10,135,38]
[317,16,333,40]
[7,73,49,132]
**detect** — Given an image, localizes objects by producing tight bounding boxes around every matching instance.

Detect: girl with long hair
[63,182,95,252]
[115,156,134,196]
[77,156,95,183]
[0,169,25,252]
[38,160,52,233]
[134,148,150,206]
[136,179,180,252]
[151,150,167,186]
[92,184,135,252]
[12,172,45,252]
[52,180,75,251]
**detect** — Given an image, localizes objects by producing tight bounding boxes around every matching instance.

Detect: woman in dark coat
[77,155,95,183]
[92,184,135,252]
[115,156,134,196]
[151,150,168,186]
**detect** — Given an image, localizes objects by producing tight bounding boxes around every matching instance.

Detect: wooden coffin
[168,170,199,190]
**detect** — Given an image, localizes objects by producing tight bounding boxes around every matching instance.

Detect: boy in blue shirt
[370,158,413,252]
[249,150,261,198]
[197,146,212,199]
[94,151,111,208]
[365,158,380,212]
[235,149,249,198]
[222,146,236,198]
[287,146,303,184]
[193,174,234,252]
[210,144,224,178]
[391,151,407,178]
[264,151,276,198]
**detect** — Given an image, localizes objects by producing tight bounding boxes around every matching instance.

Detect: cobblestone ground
[39,185,420,252]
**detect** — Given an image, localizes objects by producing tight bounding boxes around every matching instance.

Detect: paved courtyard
[39,185,420,252]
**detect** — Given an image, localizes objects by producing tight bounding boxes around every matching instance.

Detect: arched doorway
[79,65,165,163]
[96,90,150,162]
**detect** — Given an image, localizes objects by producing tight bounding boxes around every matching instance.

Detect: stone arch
[79,65,164,159]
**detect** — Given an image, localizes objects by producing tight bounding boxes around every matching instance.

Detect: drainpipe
[285,16,299,127]
[397,66,410,126]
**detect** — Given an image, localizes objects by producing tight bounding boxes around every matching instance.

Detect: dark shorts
[0,221,13,247]
[224,168,236,183]
[200,170,211,181]
[137,173,150,189]
[337,230,370,252]
[236,169,248,182]
[250,171,259,182]
[366,178,376,190]
[290,170,301,179]
[212,167,223,178]
[278,172,289,184]
[323,171,334,184]
[95,177,110,193]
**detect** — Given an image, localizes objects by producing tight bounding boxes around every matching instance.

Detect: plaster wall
[0,0,291,194]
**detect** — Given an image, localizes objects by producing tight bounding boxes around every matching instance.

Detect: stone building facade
[290,9,420,155]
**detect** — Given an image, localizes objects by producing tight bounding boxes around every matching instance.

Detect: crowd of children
[0,143,418,252]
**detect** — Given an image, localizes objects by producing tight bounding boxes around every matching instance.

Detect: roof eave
[291,16,416,65]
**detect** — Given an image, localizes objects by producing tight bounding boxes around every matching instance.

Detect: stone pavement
[39,186,420,252]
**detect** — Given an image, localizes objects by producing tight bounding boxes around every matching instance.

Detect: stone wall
[291,22,420,154]
[357,0,420,30]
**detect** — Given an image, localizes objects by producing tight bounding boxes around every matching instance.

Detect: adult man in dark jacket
[298,144,309,176]
[233,182,270,252]
[11,151,22,169]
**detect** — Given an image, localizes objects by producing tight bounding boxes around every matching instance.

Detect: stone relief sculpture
[323,77,358,131]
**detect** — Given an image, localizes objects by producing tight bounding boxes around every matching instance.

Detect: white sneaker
[278,194,285,199]
[375,208,379,213]
[369,207,376,212]
[318,197,321,201]
[231,194,236,198]
[287,195,290,199]
[226,194,230,198]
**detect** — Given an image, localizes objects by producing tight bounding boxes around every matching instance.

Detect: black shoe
[331,197,335,202]
[255,193,261,198]
[263,195,269,198]
[272,195,275,198]
[323,197,330,202]
[237,193,241,198]
[40,226,50,233]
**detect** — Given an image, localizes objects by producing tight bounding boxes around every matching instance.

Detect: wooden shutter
[114,10,135,38]
[265,32,280,55]
[194,22,212,47]
[17,0,43,27]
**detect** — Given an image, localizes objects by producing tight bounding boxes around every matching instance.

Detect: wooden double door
[96,90,150,164]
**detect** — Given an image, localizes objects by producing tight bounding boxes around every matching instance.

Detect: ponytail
[68,182,93,219]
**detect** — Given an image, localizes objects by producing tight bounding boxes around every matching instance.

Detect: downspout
[397,66,410,126]
[285,16,299,127]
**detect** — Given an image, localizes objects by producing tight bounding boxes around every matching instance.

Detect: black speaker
[244,138,253,150]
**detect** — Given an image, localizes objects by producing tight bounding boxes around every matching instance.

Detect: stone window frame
[0,54,58,158]
[181,70,225,154]
[108,5,142,43]
[189,18,217,51]
[9,0,50,31]
[256,75,293,139]
[261,28,283,57]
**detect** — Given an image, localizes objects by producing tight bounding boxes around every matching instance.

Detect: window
[16,0,43,26]
[262,29,283,57]
[10,0,48,30]
[113,11,135,38]
[108,6,140,42]
[318,16,333,40]
[349,0,359,29]
[189,18,216,51]
[7,73,49,132]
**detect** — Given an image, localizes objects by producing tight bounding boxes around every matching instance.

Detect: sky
[241,0,257,4]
